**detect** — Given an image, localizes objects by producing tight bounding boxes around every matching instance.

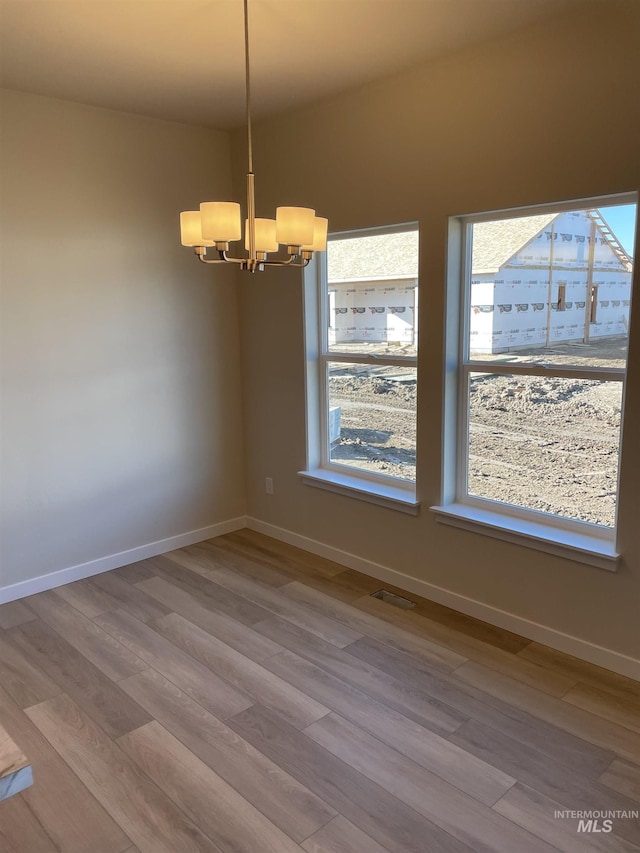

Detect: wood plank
[8,619,151,739]
[332,568,456,609]
[0,722,30,780]
[26,694,221,853]
[154,613,329,729]
[0,681,75,769]
[255,616,466,736]
[411,598,531,655]
[600,759,640,803]
[493,781,638,853]
[148,557,275,626]
[0,687,131,853]
[347,634,616,778]
[301,814,391,853]
[142,553,203,578]
[209,567,364,648]
[518,642,640,702]
[282,570,380,605]
[349,577,532,654]
[282,581,466,672]
[54,579,118,618]
[203,537,329,588]
[265,649,514,805]
[0,719,32,802]
[563,682,640,734]
[223,529,346,577]
[0,795,59,853]
[456,660,640,764]
[157,548,222,578]
[450,718,640,847]
[119,667,336,844]
[135,575,283,662]
[0,600,37,630]
[22,755,134,853]
[228,704,474,853]
[315,568,385,598]
[353,594,578,697]
[90,571,172,624]
[95,609,253,719]
[0,631,62,709]
[289,567,427,606]
[304,712,556,853]
[119,720,306,853]
[187,540,294,586]
[113,560,159,585]
[24,591,146,681]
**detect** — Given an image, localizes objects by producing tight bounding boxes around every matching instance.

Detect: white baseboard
[247,516,640,681]
[0,516,248,605]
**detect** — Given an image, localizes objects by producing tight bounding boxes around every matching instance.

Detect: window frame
[433,192,637,569]
[300,222,420,513]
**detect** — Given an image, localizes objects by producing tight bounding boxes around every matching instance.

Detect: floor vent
[370,589,416,610]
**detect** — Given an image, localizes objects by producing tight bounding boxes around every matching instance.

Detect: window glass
[327,230,418,357]
[459,198,636,532]
[318,225,419,486]
[328,362,417,481]
[467,373,622,527]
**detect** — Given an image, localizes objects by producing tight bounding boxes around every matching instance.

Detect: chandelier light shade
[200,202,242,244]
[275,206,316,247]
[303,217,329,252]
[245,218,278,253]
[179,0,327,272]
[180,211,214,247]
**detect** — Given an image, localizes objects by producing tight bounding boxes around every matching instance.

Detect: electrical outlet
[265,477,274,495]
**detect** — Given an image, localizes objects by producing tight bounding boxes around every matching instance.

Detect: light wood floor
[0,530,639,853]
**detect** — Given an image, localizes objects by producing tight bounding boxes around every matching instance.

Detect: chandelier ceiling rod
[243,0,256,263]
[244,0,253,177]
[179,0,328,273]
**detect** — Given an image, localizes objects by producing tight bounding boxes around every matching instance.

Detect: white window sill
[430,503,619,571]
[299,469,420,515]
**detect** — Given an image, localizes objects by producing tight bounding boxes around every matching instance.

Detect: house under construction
[326,210,632,353]
[470,208,633,353]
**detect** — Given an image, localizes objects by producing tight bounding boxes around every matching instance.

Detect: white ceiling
[1,0,584,129]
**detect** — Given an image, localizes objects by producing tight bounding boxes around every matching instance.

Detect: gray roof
[328,230,418,281]
[471,213,556,274]
[328,210,632,281]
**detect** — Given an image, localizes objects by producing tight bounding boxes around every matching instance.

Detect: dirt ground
[328,338,627,527]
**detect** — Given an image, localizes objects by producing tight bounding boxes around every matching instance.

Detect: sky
[598,204,637,257]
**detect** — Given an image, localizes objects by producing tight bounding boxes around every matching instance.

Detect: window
[557,282,566,310]
[435,195,637,568]
[301,224,419,513]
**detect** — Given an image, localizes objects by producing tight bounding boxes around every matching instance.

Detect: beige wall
[233,4,640,659]
[0,90,245,588]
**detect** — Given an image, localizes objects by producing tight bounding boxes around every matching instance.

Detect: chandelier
[179,0,328,273]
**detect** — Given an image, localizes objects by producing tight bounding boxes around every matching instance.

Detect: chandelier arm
[264,257,310,268]
[195,251,310,270]
[196,248,241,265]
[197,256,228,265]
[221,251,247,264]
[196,247,225,264]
